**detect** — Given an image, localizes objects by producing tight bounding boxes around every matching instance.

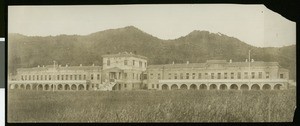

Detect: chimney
[80,64,82,67]
[251,59,254,62]
[245,59,248,62]
[92,63,95,66]
[187,61,189,64]
[66,64,68,67]
[38,65,40,68]
[172,61,175,64]
[229,59,232,63]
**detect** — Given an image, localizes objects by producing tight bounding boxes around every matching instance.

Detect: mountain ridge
[8,26,296,80]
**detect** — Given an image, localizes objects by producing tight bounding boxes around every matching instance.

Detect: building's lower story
[8,80,91,91]
[156,79,290,90]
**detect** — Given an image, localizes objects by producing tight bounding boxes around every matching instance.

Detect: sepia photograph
[7,4,296,122]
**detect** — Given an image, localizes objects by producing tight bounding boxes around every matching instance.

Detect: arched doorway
[219,84,227,90]
[14,84,19,89]
[71,84,77,90]
[251,84,260,90]
[230,84,238,90]
[273,84,282,90]
[171,84,178,90]
[65,84,70,90]
[44,84,50,90]
[58,84,63,90]
[180,84,188,90]
[240,84,249,90]
[199,84,207,90]
[262,84,271,90]
[190,84,197,90]
[162,84,169,90]
[38,85,43,91]
[209,84,217,90]
[26,84,31,90]
[78,84,85,90]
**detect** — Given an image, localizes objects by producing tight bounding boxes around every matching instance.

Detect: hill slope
[8,26,296,80]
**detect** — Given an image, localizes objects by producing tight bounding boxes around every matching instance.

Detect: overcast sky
[8,4,295,47]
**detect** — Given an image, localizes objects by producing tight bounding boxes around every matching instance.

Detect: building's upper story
[146,59,289,81]
[15,64,102,83]
[102,52,148,71]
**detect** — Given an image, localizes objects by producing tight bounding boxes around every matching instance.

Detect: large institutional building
[8,52,291,91]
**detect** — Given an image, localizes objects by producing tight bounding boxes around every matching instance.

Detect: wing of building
[8,52,292,91]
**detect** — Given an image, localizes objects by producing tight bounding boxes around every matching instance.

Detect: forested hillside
[8,26,296,80]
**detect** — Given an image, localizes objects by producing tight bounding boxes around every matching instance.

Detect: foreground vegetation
[8,89,296,122]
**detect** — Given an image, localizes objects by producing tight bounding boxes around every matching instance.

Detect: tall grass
[8,89,296,122]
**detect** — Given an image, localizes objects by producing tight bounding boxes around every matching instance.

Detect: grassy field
[8,89,296,122]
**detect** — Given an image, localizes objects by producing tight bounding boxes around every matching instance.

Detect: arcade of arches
[160,83,284,90]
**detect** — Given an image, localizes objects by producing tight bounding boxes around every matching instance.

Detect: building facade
[8,52,291,91]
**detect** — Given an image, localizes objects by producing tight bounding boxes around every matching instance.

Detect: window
[41,75,43,80]
[133,60,135,66]
[174,73,178,79]
[152,84,154,88]
[84,75,86,80]
[143,74,147,79]
[244,72,248,79]
[62,75,64,80]
[124,84,127,88]
[91,74,94,80]
[45,75,47,80]
[259,72,262,79]
[198,73,202,79]
[237,72,241,79]
[217,73,221,79]
[157,84,159,88]
[79,75,82,80]
[192,73,195,79]
[266,72,270,79]
[280,74,284,79]
[251,72,255,79]
[124,60,128,65]
[168,73,172,79]
[133,73,135,79]
[97,74,100,80]
[37,75,39,80]
[66,75,68,80]
[25,75,27,80]
[186,73,189,79]
[57,75,60,80]
[70,75,73,80]
[180,73,184,79]
[75,75,77,80]
[29,75,31,80]
[145,62,147,67]
[49,75,51,80]
[21,75,24,80]
[158,73,161,79]
[230,72,234,79]
[224,73,227,79]
[205,73,208,79]
[33,75,35,80]
[137,74,139,80]
[107,59,110,66]
[211,73,215,79]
